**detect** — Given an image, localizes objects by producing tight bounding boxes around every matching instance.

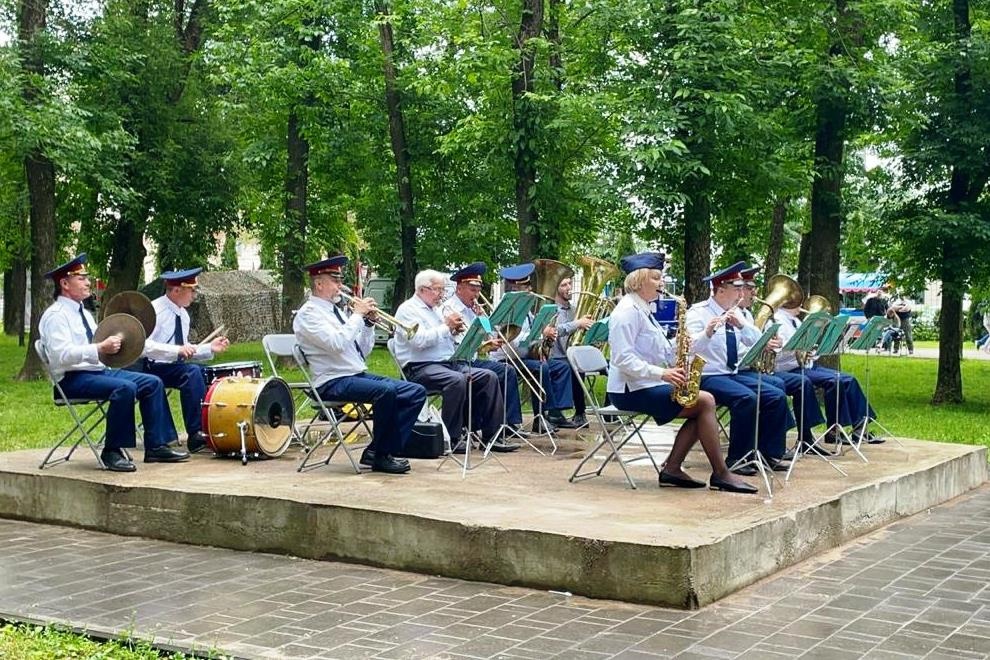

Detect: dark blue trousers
[734,371,797,430]
[143,361,206,435]
[771,370,826,441]
[403,362,502,443]
[317,373,427,456]
[59,369,177,451]
[473,359,522,425]
[701,373,790,464]
[521,357,574,414]
[796,366,874,428]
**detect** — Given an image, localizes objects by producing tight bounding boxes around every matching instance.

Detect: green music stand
[780,313,848,480]
[733,322,781,497]
[440,316,509,477]
[847,316,898,456]
[582,318,610,346]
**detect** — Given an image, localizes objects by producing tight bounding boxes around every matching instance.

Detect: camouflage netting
[187,270,282,342]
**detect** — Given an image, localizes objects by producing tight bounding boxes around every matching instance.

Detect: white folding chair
[263,333,323,450]
[566,345,660,489]
[35,340,109,470]
[291,345,371,473]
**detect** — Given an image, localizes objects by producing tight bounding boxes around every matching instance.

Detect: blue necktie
[725,325,738,371]
[79,304,93,342]
[333,306,365,360]
[791,318,798,329]
[172,314,184,345]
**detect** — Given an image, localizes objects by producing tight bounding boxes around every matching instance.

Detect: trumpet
[337,291,419,340]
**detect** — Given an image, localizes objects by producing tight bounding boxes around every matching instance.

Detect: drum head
[253,378,293,456]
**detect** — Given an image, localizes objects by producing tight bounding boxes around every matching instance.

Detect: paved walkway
[859,347,990,361]
[2,485,990,659]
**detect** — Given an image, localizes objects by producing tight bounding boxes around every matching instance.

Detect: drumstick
[198,324,228,347]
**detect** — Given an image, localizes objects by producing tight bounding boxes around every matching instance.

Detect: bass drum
[203,361,263,386]
[201,377,293,463]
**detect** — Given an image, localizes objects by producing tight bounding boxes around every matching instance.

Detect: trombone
[338,291,419,340]
[478,291,547,401]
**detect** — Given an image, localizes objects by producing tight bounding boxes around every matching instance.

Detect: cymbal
[103,291,156,336]
[93,313,146,369]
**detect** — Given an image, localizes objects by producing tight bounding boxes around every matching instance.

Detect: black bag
[397,422,444,459]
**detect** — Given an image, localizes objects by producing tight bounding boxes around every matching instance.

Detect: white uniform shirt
[393,295,456,366]
[607,294,674,394]
[38,296,103,382]
[144,295,213,363]
[684,297,761,375]
[441,295,478,347]
[293,296,375,387]
[772,309,805,372]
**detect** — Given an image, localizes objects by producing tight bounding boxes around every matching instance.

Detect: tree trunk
[101,217,148,319]
[763,198,788,288]
[513,0,544,261]
[547,0,563,92]
[375,0,417,300]
[683,192,711,305]
[281,110,309,331]
[4,259,27,336]
[17,0,54,380]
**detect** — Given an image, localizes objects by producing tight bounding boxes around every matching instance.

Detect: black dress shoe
[372,455,411,474]
[801,442,832,457]
[144,445,190,463]
[781,447,796,461]
[101,450,136,472]
[360,447,408,468]
[710,475,758,494]
[531,419,557,434]
[570,414,589,429]
[658,471,706,488]
[449,439,468,455]
[486,435,521,452]
[766,458,790,472]
[866,433,886,444]
[547,414,578,429]
[187,432,209,454]
[730,463,758,477]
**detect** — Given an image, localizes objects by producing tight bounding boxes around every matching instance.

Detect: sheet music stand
[439,317,508,477]
[847,316,899,458]
[731,322,782,497]
[782,312,848,480]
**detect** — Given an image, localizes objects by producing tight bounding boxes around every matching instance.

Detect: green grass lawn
[1,334,988,453]
[0,622,212,658]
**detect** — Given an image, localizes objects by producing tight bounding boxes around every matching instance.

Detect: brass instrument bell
[753,274,805,329]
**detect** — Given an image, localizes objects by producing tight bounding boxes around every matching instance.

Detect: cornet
[337,291,419,340]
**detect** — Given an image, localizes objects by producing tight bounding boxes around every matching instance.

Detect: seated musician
[684,262,793,476]
[774,302,882,445]
[736,266,822,456]
[549,275,593,429]
[491,263,577,433]
[608,252,756,493]
[441,262,522,450]
[142,267,230,453]
[38,253,187,472]
[393,269,504,452]
[293,256,427,474]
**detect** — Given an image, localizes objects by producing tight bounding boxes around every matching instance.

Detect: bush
[912,314,939,341]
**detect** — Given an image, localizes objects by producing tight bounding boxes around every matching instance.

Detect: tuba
[531,259,575,359]
[670,295,706,406]
[752,274,805,373]
[570,255,621,346]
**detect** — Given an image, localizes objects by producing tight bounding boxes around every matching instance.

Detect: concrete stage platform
[0,432,984,609]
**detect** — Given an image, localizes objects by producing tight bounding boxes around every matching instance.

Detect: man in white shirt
[684,262,792,474]
[38,254,186,472]
[394,269,504,451]
[294,256,426,474]
[142,267,229,453]
[441,262,523,448]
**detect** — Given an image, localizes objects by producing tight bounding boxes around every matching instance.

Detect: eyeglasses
[422,285,445,293]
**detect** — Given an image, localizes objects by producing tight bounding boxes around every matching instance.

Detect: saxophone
[670,296,707,407]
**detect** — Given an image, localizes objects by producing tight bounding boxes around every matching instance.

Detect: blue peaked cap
[451,262,486,284]
[703,261,747,287]
[304,255,348,277]
[45,253,89,281]
[160,267,203,285]
[498,263,535,282]
[619,252,665,274]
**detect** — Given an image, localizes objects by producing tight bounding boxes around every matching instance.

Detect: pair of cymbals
[94,291,156,369]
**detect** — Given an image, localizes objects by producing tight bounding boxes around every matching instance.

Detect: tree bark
[4,259,27,336]
[101,217,148,319]
[932,0,974,404]
[375,0,417,300]
[513,0,544,261]
[683,192,711,305]
[763,198,788,289]
[17,0,55,380]
[281,110,309,331]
